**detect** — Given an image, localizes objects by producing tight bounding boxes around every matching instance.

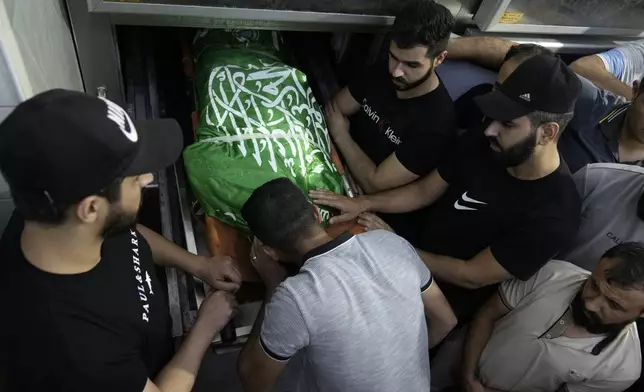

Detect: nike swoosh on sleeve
[462,192,487,204]
[453,200,477,211]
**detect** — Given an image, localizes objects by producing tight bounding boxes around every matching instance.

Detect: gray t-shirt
[560,163,644,270]
[260,231,432,392]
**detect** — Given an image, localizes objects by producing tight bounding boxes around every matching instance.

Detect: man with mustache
[442,38,626,138]
[312,54,582,321]
[442,35,644,174]
[0,90,241,392]
[324,0,456,241]
[454,242,642,392]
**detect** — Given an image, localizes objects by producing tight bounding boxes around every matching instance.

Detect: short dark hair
[241,178,317,252]
[527,110,575,136]
[601,242,644,290]
[504,44,553,65]
[8,177,123,225]
[391,0,455,58]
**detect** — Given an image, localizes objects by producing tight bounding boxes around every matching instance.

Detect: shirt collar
[599,104,630,158]
[302,232,354,262]
[541,307,575,339]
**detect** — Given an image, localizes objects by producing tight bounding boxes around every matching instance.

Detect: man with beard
[0,90,241,392]
[443,35,644,174]
[554,162,644,392]
[454,243,643,392]
[443,38,625,137]
[311,54,582,321]
[324,0,456,241]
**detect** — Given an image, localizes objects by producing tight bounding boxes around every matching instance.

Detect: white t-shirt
[597,40,644,85]
[479,260,641,392]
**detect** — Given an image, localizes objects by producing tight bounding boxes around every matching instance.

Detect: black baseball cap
[475,54,582,121]
[0,89,183,206]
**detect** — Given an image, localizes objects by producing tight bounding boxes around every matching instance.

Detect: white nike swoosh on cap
[462,192,487,205]
[453,200,477,211]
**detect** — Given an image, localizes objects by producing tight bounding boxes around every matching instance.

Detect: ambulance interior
[0,0,643,389]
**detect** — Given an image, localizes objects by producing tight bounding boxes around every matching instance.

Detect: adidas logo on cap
[519,93,531,102]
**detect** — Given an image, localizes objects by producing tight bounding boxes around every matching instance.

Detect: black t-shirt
[0,212,173,392]
[420,129,581,319]
[348,67,457,243]
[348,67,457,176]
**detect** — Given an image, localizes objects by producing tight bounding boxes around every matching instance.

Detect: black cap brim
[474,90,533,122]
[123,119,184,176]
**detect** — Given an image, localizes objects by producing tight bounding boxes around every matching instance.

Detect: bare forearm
[462,316,495,382]
[361,186,427,214]
[238,308,267,392]
[416,250,478,289]
[362,173,446,214]
[428,318,454,348]
[422,283,458,349]
[485,388,508,392]
[238,291,273,392]
[447,37,516,70]
[137,224,203,276]
[154,320,215,392]
[241,300,267,362]
[570,55,633,100]
[334,135,380,194]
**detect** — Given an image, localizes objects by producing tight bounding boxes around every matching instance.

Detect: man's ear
[433,51,448,68]
[539,122,560,144]
[261,245,281,261]
[74,196,102,224]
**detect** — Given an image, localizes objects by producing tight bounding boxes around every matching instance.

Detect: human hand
[197,255,242,293]
[463,376,486,392]
[325,101,351,143]
[309,190,369,224]
[196,290,238,332]
[250,238,288,292]
[357,213,394,233]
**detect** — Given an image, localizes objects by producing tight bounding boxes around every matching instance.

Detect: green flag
[183,30,343,231]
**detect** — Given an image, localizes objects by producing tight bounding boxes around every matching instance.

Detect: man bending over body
[325,0,456,240]
[312,54,582,321]
[446,243,643,392]
[237,178,456,392]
